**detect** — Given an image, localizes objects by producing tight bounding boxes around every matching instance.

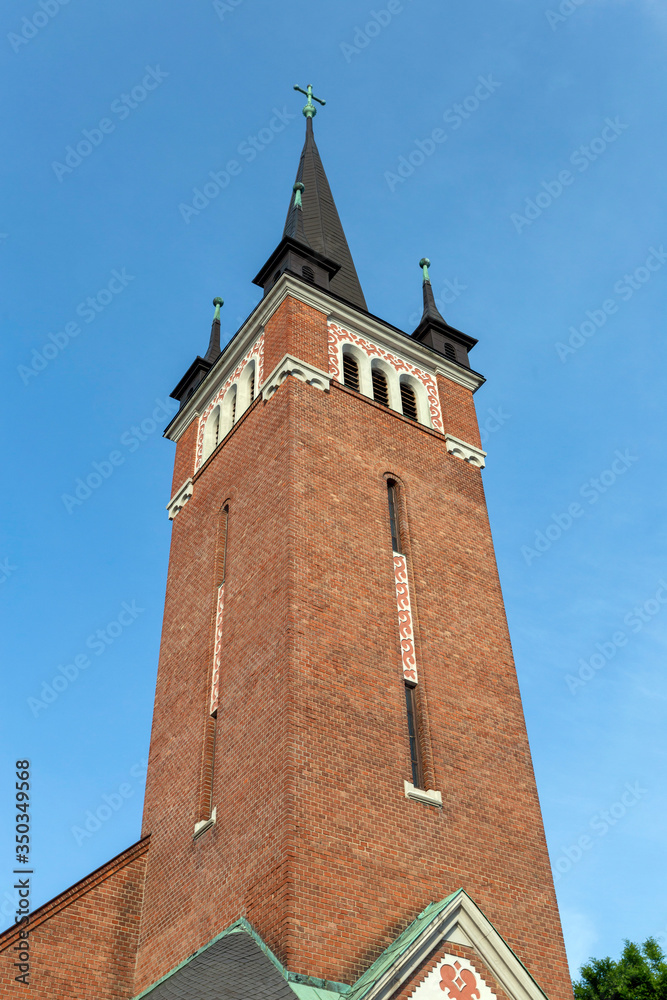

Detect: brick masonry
[0,838,148,999]
[136,295,572,998]
[1,294,572,1000]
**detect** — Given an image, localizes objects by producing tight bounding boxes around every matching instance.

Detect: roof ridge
[0,835,150,948]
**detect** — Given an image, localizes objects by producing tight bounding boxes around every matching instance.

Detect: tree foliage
[574,938,667,1000]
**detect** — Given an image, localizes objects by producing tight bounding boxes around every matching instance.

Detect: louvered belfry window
[230,393,236,426]
[444,343,456,362]
[372,368,390,407]
[343,353,360,392]
[400,383,418,421]
[249,373,255,404]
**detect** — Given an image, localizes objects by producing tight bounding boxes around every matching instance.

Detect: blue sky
[1,0,666,982]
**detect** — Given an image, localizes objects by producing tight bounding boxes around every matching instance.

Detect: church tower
[0,87,573,1000]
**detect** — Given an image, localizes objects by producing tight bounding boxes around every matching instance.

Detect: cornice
[165,273,484,443]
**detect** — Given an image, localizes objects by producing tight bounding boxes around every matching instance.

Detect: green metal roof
[346,891,463,1000]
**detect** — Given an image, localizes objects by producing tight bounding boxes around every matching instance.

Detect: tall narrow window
[387,480,401,553]
[343,353,360,392]
[197,713,217,826]
[213,409,220,449]
[405,683,423,789]
[249,372,255,404]
[372,368,389,407]
[230,392,236,426]
[400,382,418,421]
[217,504,229,586]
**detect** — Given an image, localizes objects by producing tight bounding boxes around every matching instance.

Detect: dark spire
[283,182,311,246]
[284,115,367,310]
[170,296,224,409]
[411,259,477,368]
[417,258,448,329]
[204,296,223,363]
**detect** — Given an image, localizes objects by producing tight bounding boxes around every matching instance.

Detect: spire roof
[283,116,367,311]
[203,296,223,363]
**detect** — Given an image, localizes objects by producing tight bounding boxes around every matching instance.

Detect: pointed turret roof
[283,116,367,311]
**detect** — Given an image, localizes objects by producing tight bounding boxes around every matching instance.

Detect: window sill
[404,781,442,808]
[193,806,216,839]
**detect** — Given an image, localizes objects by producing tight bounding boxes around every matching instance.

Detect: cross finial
[419,258,431,283]
[294,83,326,119]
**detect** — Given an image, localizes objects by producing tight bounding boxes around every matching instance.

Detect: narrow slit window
[387,480,401,553]
[230,392,236,426]
[302,265,315,283]
[400,383,418,421]
[249,372,255,404]
[213,409,220,450]
[343,353,360,392]
[405,683,424,789]
[218,505,229,586]
[200,713,217,821]
[372,368,390,407]
[444,343,456,362]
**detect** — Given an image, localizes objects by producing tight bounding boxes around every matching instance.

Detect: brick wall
[135,296,571,1000]
[0,839,148,1000]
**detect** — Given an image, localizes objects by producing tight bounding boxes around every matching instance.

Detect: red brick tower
[0,87,572,1000]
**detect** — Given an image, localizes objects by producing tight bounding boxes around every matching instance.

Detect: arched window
[343,352,360,391]
[202,405,222,461]
[372,368,390,407]
[400,382,418,421]
[444,343,456,362]
[249,370,255,404]
[230,391,236,425]
[302,265,315,283]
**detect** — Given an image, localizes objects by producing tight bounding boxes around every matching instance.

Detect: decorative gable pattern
[411,956,496,1000]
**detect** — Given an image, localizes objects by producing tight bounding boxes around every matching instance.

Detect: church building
[0,85,573,1000]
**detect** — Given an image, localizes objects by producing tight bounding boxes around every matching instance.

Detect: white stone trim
[404,781,443,808]
[445,434,487,469]
[193,806,216,839]
[167,478,194,519]
[262,354,331,400]
[360,890,550,1000]
[165,273,484,443]
[411,954,497,1000]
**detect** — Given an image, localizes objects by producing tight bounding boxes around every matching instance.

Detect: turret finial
[294,83,326,119]
[419,258,431,283]
[213,296,224,320]
[293,181,305,209]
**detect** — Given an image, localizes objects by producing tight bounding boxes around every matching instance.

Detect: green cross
[294,84,326,119]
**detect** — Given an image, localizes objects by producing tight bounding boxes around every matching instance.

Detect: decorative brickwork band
[210,584,225,715]
[328,321,443,432]
[394,553,418,683]
[195,333,265,470]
